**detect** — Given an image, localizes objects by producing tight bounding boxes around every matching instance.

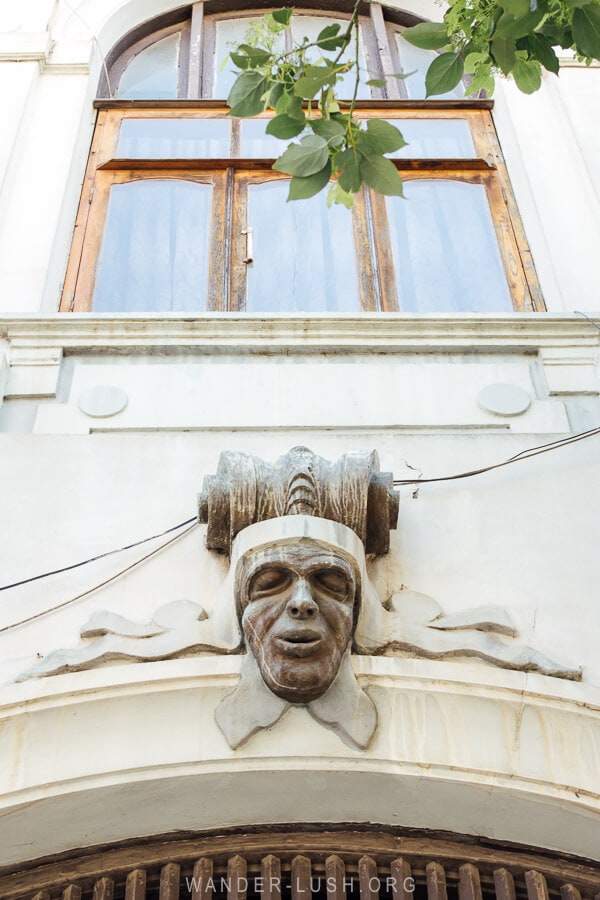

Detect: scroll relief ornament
[19,447,581,751]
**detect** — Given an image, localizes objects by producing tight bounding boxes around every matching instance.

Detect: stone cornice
[1,313,599,354]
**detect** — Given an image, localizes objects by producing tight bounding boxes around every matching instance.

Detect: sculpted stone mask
[238,542,357,703]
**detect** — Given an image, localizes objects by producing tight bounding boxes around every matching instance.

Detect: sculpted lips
[275,627,323,656]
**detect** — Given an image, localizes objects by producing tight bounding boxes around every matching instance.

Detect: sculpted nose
[287,579,318,619]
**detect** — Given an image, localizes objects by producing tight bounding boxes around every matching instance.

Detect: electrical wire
[0,522,198,635]
[58,0,114,96]
[0,517,196,592]
[575,310,600,332]
[393,424,600,485]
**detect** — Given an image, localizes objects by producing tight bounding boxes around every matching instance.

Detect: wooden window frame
[61,101,544,314]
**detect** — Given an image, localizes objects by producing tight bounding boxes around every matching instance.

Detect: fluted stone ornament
[198,446,399,556]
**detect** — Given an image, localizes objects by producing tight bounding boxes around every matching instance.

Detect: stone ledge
[1,313,599,353]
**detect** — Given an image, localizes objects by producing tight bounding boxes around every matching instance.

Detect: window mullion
[369,4,401,101]
[188,2,204,100]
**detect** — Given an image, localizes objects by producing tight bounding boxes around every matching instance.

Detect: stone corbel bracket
[197,446,400,556]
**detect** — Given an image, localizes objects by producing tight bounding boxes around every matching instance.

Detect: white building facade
[0,0,599,897]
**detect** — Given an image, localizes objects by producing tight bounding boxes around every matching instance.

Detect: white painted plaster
[0,658,598,866]
[29,356,569,434]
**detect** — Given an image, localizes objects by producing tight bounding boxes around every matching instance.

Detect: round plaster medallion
[477,383,531,417]
[78,385,128,418]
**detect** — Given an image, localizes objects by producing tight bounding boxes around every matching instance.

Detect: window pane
[118,118,231,157]
[213,18,285,99]
[290,16,370,100]
[116,32,181,99]
[93,180,212,312]
[395,34,465,100]
[385,180,512,312]
[240,120,292,157]
[382,118,475,158]
[245,181,361,312]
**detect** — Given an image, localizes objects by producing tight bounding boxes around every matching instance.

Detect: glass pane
[93,180,212,312]
[118,118,231,158]
[245,181,361,312]
[290,16,370,100]
[214,18,285,99]
[117,32,181,99]
[385,180,512,312]
[381,118,475,158]
[240,119,291,157]
[395,34,465,100]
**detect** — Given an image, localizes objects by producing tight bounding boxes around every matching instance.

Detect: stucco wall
[1,315,599,866]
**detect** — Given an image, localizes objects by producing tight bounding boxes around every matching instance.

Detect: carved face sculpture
[238,542,357,703]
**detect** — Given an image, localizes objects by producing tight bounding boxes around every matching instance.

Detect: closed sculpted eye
[249,567,294,599]
[311,569,351,602]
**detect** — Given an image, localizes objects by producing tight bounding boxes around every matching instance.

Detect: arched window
[61,3,543,313]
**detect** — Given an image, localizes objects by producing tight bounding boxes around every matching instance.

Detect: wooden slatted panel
[326,854,346,900]
[494,868,517,900]
[426,863,448,900]
[391,859,413,900]
[191,858,213,900]
[228,855,247,900]
[261,855,282,900]
[359,856,379,900]
[292,856,311,900]
[459,864,483,900]
[561,886,582,900]
[525,871,550,900]
[93,878,115,900]
[63,887,83,900]
[125,868,147,900]
[159,863,180,900]
[31,893,50,900]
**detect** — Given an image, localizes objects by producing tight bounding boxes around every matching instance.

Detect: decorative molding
[0,32,51,61]
[4,346,63,399]
[1,313,599,354]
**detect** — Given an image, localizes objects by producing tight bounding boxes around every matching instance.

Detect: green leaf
[425,52,464,97]
[269,82,286,109]
[572,5,600,58]
[327,182,355,208]
[316,23,346,51]
[236,44,272,66]
[501,0,530,18]
[365,119,407,154]
[465,70,495,96]
[494,6,546,40]
[288,161,332,200]
[228,72,269,117]
[366,78,387,87]
[491,36,517,73]
[266,114,306,139]
[401,22,449,50]
[464,51,489,74]
[512,55,542,92]
[276,94,305,121]
[565,0,593,7]
[539,23,573,47]
[294,65,338,99]
[273,134,329,176]
[527,33,560,73]
[334,148,362,193]
[360,155,404,196]
[271,7,294,25]
[229,52,252,70]
[310,118,346,146]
